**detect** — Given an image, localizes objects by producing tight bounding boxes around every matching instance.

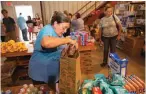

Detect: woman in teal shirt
[28,12,77,93]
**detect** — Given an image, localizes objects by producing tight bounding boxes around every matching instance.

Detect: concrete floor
[81,44,145,82]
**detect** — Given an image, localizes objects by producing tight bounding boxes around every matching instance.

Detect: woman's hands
[65,36,78,49]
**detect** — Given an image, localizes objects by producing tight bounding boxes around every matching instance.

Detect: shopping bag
[59,44,81,94]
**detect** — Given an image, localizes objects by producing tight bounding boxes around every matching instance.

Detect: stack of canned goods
[70,31,89,46]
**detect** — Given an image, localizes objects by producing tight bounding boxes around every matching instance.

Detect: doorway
[15,5,33,41]
[15,5,33,20]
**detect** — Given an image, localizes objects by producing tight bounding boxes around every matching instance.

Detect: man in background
[1,9,19,42]
[17,13,29,41]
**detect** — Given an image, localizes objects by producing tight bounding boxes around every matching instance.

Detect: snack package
[110,74,125,86]
[94,74,107,83]
[109,86,129,94]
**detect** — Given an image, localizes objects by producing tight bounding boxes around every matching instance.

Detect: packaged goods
[128,76,143,93]
[110,74,125,86]
[78,74,137,94]
[124,79,136,93]
[130,75,145,92]
[70,31,90,46]
[108,53,128,77]
[94,74,107,83]
[68,44,77,57]
[109,86,129,94]
[125,77,139,93]
[92,87,102,94]
[60,45,81,94]
[82,88,92,94]
[99,80,114,94]
[123,84,132,92]
[61,44,78,58]
[131,75,145,88]
[82,80,94,90]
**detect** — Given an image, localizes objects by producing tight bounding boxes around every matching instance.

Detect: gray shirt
[99,15,121,37]
[72,18,84,31]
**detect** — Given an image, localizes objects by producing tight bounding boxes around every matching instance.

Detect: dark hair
[75,13,81,19]
[88,25,93,30]
[1,9,8,14]
[104,6,113,11]
[93,24,97,29]
[28,16,31,19]
[69,13,72,17]
[51,11,70,25]
[20,13,22,15]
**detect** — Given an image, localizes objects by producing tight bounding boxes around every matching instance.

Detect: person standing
[99,6,122,67]
[1,23,6,42]
[17,13,29,41]
[71,13,84,32]
[1,9,19,42]
[26,16,34,40]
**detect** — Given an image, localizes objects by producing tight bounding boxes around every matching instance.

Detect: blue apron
[28,24,65,83]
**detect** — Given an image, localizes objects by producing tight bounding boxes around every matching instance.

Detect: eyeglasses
[59,23,68,31]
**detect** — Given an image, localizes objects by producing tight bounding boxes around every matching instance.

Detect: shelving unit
[115,1,145,56]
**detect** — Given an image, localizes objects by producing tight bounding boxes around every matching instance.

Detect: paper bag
[59,44,81,94]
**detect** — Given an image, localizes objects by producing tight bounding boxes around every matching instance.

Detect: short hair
[20,13,22,15]
[104,6,113,11]
[28,16,31,19]
[1,9,8,14]
[51,11,70,25]
[75,13,81,19]
[69,13,72,17]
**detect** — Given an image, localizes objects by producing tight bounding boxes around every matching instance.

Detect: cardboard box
[80,50,95,74]
[108,53,128,77]
[59,50,81,94]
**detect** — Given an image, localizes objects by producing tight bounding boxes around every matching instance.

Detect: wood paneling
[1,1,41,21]
[1,1,101,24]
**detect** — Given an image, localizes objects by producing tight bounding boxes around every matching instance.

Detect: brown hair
[1,9,8,14]
[51,11,70,25]
[104,5,113,11]
[75,13,81,19]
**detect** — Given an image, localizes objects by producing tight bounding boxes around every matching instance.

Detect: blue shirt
[28,24,65,83]
[17,16,26,30]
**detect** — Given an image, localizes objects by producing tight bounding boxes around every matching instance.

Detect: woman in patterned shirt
[99,5,122,67]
